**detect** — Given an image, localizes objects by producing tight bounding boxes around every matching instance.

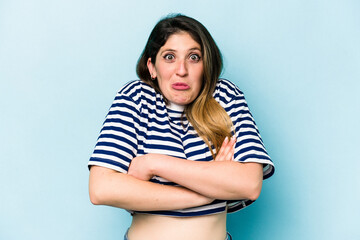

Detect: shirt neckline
[167,102,185,112]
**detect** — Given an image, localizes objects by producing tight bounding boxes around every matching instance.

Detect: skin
[128,137,263,201]
[147,31,204,106]
[89,138,240,209]
[89,31,263,240]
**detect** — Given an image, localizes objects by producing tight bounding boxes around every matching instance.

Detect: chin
[169,98,188,106]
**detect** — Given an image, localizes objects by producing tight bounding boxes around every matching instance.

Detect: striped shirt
[89,78,275,217]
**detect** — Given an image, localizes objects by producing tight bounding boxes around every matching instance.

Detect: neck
[167,102,185,111]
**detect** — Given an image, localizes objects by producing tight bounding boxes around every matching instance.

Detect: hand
[128,154,154,181]
[214,136,236,161]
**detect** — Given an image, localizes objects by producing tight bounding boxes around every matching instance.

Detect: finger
[231,138,236,161]
[215,137,228,161]
[224,143,235,161]
[217,136,233,161]
[230,136,236,149]
[223,137,236,161]
[223,136,229,146]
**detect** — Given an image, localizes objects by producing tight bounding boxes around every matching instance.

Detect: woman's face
[147,32,204,106]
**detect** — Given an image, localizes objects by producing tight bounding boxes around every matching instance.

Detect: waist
[128,211,227,240]
[130,199,228,217]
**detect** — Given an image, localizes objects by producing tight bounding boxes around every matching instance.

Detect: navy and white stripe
[89,79,275,216]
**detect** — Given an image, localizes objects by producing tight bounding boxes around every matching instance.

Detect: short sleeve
[225,93,275,180]
[216,79,275,213]
[88,93,140,173]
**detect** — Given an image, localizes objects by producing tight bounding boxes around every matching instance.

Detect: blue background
[1,0,359,239]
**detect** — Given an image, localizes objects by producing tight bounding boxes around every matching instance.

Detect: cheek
[194,72,204,91]
[194,84,202,97]
[157,78,172,97]
[190,80,202,99]
[156,62,173,77]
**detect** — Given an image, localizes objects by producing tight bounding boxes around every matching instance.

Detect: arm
[89,166,213,211]
[128,137,263,201]
[129,155,263,201]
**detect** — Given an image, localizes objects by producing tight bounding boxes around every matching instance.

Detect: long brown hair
[136,14,233,158]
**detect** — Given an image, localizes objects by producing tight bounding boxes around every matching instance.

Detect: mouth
[172,82,190,90]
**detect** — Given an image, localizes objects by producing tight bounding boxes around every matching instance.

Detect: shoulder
[214,78,245,105]
[115,80,157,105]
[117,80,155,97]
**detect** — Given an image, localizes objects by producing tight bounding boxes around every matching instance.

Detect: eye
[164,54,175,61]
[189,54,201,62]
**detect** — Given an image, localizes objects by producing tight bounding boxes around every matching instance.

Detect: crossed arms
[89,136,263,211]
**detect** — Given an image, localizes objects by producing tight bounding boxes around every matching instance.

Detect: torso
[128,211,227,240]
[89,79,274,237]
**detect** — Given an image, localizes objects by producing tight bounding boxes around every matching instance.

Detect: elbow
[247,189,261,201]
[89,168,108,206]
[237,163,264,201]
[89,183,104,205]
[89,189,101,205]
[89,166,114,206]
[231,177,262,201]
[246,179,262,201]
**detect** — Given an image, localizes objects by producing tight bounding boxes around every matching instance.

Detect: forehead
[160,31,201,50]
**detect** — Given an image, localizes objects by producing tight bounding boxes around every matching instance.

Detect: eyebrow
[160,47,201,55]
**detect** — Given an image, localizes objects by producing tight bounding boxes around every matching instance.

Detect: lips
[172,82,190,90]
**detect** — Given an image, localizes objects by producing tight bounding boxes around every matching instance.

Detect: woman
[88,14,274,240]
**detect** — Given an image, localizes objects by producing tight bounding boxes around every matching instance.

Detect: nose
[176,59,188,77]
